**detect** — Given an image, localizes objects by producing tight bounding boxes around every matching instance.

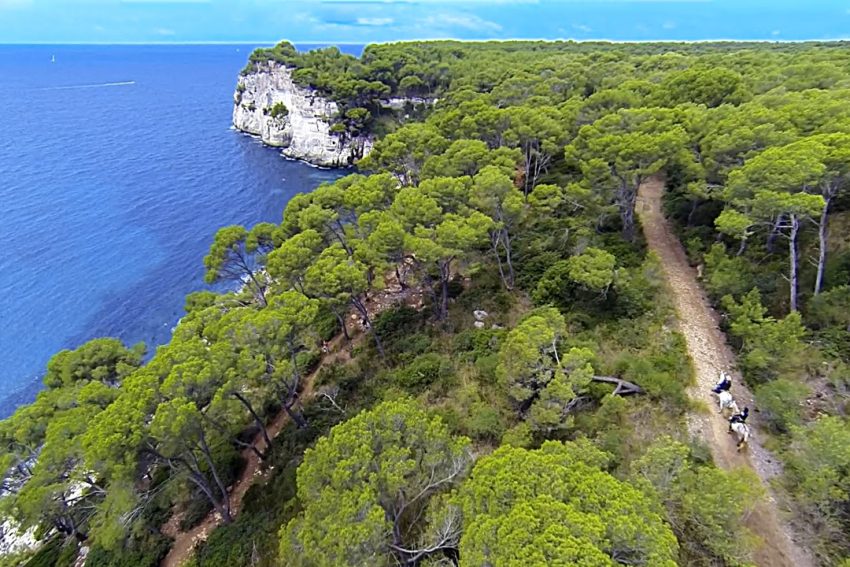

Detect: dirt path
[636,177,814,567]
[160,335,348,567]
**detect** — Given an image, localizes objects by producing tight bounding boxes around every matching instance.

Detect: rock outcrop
[232,63,372,168]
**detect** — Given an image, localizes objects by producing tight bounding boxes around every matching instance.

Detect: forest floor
[636,176,814,567]
[159,333,351,567]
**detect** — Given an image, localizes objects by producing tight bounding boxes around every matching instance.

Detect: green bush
[392,353,452,392]
[23,539,78,567]
[702,243,756,300]
[390,332,433,364]
[807,285,850,330]
[465,401,505,441]
[295,349,321,375]
[722,289,807,383]
[312,306,340,342]
[785,416,850,561]
[84,535,170,567]
[267,101,289,119]
[754,378,809,434]
[501,422,533,448]
[373,306,424,354]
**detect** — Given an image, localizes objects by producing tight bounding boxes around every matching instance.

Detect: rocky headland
[232,62,372,168]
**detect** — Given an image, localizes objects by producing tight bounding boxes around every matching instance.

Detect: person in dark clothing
[729,407,749,425]
[712,371,732,394]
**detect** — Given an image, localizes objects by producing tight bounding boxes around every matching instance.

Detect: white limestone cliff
[232,62,371,168]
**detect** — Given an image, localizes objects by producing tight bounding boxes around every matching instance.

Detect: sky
[0,0,849,44]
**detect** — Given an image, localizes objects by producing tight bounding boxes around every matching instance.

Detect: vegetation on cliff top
[4,39,850,567]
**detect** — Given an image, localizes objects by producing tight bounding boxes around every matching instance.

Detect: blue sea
[0,44,362,417]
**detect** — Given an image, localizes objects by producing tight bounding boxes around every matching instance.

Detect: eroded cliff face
[232,63,372,168]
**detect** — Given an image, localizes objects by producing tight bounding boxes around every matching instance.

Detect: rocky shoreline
[232,62,372,168]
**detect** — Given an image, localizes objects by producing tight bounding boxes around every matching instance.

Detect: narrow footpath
[159,335,349,567]
[636,176,814,567]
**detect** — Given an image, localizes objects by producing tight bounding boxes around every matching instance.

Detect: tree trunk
[395,265,407,290]
[686,199,699,227]
[490,232,509,290]
[232,392,271,456]
[766,214,784,254]
[789,213,800,313]
[814,195,832,296]
[186,454,232,524]
[617,179,637,242]
[438,259,453,321]
[197,435,232,524]
[246,271,267,307]
[737,235,748,257]
[352,296,385,358]
[502,228,515,289]
[523,147,533,196]
[283,400,308,429]
[331,307,350,341]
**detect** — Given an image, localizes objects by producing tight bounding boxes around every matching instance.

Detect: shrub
[532,260,573,309]
[295,349,321,375]
[806,285,850,330]
[464,401,505,442]
[630,436,762,565]
[184,291,218,314]
[23,539,77,567]
[312,306,339,342]
[501,422,533,448]
[785,416,850,561]
[754,378,809,434]
[267,101,289,119]
[84,535,170,567]
[373,306,423,351]
[722,289,807,383]
[703,243,756,300]
[392,353,452,392]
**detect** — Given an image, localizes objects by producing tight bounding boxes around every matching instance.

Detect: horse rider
[729,407,749,427]
[712,371,732,394]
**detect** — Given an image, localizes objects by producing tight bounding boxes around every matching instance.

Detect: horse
[729,421,750,451]
[716,390,739,416]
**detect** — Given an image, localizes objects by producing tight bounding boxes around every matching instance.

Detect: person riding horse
[729,407,749,426]
[728,407,751,450]
[712,371,732,394]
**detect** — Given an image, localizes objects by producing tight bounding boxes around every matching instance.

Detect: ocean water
[0,44,361,417]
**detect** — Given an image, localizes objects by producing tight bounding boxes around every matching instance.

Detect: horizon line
[2,37,849,46]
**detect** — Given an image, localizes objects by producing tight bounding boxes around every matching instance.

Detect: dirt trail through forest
[636,176,814,567]
[159,334,350,567]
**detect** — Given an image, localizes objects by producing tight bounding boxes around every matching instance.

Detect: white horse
[717,390,739,415]
[729,421,750,451]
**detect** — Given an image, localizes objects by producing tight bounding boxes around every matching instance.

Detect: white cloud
[420,13,502,33]
[320,0,538,4]
[662,20,677,29]
[121,0,210,3]
[572,23,592,33]
[0,0,31,8]
[154,27,176,36]
[356,17,395,25]
[771,29,781,36]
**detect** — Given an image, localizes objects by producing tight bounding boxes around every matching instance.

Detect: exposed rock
[232,62,372,168]
[473,310,489,321]
[379,97,439,111]
[473,321,486,329]
[0,519,39,556]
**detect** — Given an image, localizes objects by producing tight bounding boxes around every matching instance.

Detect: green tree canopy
[282,399,472,566]
[458,441,678,566]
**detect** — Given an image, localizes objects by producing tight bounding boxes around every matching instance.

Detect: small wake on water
[40,81,136,91]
